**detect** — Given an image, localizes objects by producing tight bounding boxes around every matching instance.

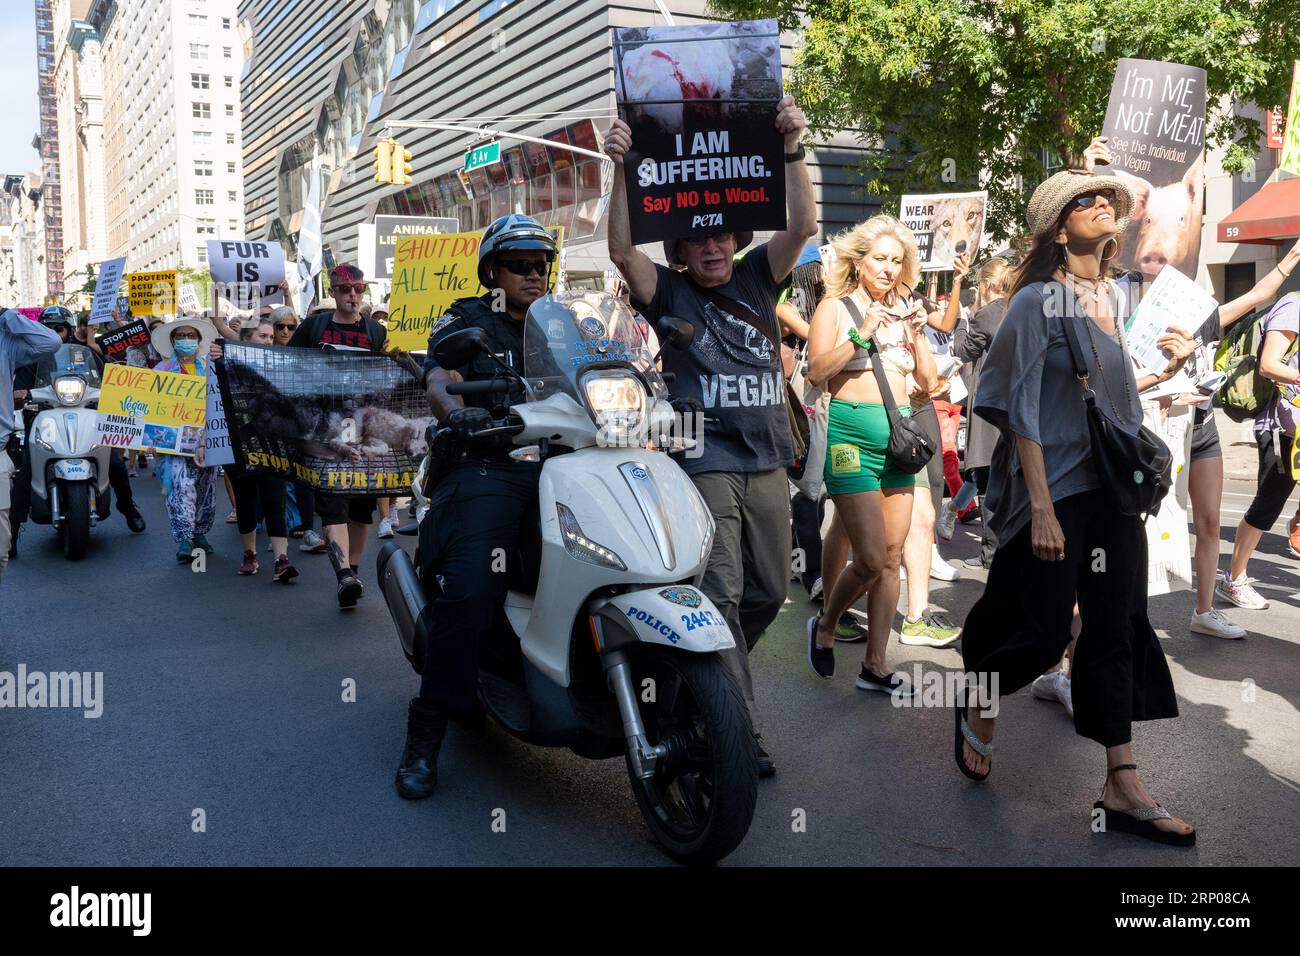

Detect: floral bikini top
[836,292,918,375]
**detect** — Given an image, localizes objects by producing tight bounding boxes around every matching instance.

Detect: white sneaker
[1190,608,1246,640]
[808,576,823,601]
[377,518,395,539]
[1056,674,1074,718]
[929,544,961,581]
[1031,670,1073,718]
[936,503,959,541]
[300,530,328,553]
[1215,571,1268,610]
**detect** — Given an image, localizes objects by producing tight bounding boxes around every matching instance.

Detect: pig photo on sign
[929,196,986,262]
[1114,154,1205,282]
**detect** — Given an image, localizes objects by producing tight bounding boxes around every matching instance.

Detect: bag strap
[686,275,780,352]
[1052,295,1092,386]
[840,296,905,425]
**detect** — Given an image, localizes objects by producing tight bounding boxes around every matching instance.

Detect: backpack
[1215,293,1300,423]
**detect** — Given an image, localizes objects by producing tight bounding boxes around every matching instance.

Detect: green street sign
[464,141,501,172]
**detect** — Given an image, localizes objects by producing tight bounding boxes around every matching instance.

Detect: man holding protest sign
[394,214,558,800]
[287,263,389,608]
[605,81,818,777]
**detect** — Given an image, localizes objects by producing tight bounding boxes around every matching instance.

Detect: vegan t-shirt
[635,244,793,476]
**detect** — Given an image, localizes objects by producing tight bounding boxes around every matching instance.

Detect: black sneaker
[123,506,146,533]
[807,615,835,679]
[337,572,364,608]
[855,666,915,697]
[755,736,776,778]
[963,555,992,570]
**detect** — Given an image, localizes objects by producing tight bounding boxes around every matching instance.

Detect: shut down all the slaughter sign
[613,19,786,244]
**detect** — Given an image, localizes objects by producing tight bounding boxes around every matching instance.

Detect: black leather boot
[395,698,448,800]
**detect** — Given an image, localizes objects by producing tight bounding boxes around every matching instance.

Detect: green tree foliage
[710,0,1300,240]
[177,266,212,312]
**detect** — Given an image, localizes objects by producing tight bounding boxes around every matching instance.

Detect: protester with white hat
[152,317,221,563]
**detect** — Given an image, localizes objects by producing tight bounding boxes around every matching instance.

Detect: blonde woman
[804,216,938,691]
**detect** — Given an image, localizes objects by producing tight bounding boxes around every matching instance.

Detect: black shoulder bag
[685,279,810,477]
[1055,298,1171,519]
[840,297,935,474]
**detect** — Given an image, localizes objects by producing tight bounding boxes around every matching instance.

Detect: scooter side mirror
[433,327,490,368]
[660,316,695,350]
[650,317,695,367]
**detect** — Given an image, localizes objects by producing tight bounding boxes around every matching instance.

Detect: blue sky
[0,3,42,177]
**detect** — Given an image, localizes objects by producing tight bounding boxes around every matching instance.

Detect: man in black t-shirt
[605,95,819,777]
[288,263,389,608]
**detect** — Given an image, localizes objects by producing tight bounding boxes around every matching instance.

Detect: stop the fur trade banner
[613,19,786,244]
[216,342,432,495]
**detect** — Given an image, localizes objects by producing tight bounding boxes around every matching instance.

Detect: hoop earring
[1100,238,1118,262]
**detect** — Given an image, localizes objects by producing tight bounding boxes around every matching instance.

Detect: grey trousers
[691,468,792,737]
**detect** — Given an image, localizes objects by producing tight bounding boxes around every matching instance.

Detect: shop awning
[1218,178,1300,244]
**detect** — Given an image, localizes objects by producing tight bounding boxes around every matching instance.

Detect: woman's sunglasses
[496,258,551,277]
[331,282,367,294]
[274,323,297,331]
[1070,189,1117,211]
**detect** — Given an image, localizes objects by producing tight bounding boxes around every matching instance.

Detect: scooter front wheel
[626,649,757,865]
[61,481,91,561]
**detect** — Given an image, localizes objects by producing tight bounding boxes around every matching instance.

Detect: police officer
[395,214,556,800]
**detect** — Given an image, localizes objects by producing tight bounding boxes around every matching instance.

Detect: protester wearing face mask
[152,318,221,563]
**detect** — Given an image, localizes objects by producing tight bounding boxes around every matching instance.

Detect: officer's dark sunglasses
[496,258,551,277]
[1070,189,1117,211]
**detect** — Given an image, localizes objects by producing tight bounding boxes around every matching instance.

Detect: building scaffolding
[35,0,63,301]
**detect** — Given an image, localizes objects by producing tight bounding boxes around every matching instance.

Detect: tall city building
[52,0,109,306]
[3,173,50,309]
[34,0,64,301]
[238,0,882,279]
[88,0,247,275]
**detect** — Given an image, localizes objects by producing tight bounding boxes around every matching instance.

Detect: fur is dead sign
[207,240,286,309]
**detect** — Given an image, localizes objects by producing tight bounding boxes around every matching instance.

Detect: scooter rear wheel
[61,481,91,561]
[626,649,757,865]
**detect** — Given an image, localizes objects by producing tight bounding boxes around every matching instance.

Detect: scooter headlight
[54,376,86,406]
[583,370,649,448]
[557,502,626,571]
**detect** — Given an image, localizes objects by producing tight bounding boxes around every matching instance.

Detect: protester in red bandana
[287,264,388,608]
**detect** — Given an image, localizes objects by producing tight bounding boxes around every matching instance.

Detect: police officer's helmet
[38,305,75,329]
[478,214,557,288]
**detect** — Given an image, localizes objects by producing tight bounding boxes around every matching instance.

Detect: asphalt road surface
[2,471,1297,867]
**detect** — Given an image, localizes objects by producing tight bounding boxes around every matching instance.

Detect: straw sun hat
[1025,169,1134,236]
[151,316,218,359]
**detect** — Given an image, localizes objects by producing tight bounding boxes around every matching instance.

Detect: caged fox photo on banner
[216,343,435,496]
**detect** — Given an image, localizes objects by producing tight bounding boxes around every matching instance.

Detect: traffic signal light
[373,138,394,184]
[390,139,413,186]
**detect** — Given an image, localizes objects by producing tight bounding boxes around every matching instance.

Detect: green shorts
[824,399,916,495]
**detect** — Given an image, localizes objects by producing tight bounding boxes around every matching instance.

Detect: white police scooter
[378,292,757,864]
[25,342,111,560]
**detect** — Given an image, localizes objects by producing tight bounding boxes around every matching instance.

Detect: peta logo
[50,886,151,936]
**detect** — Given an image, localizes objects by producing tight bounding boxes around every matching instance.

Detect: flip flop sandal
[1093,763,1195,847]
[954,705,993,781]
